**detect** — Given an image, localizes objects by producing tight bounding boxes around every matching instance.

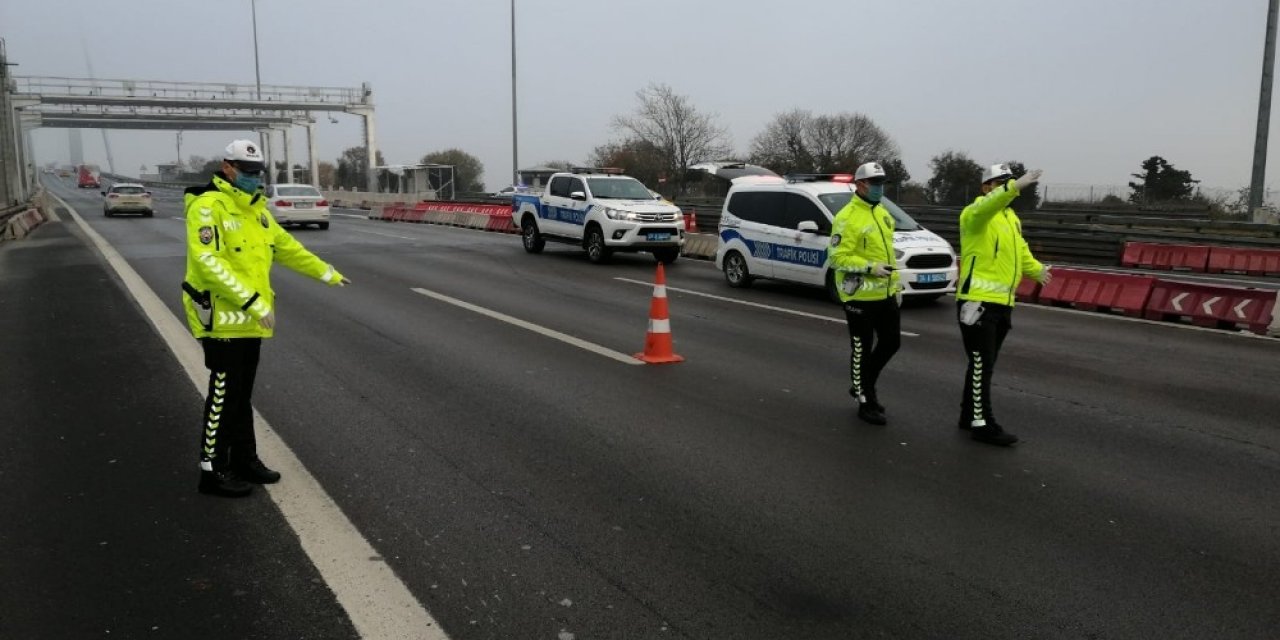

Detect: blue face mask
[232,173,263,194]
[866,184,884,202]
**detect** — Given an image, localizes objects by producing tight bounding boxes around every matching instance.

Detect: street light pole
[251,0,267,174]
[511,0,519,188]
[1250,0,1279,221]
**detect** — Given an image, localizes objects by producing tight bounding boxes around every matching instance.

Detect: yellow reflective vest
[182,174,344,339]
[956,180,1044,306]
[828,194,901,302]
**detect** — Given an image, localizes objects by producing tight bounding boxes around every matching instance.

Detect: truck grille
[636,212,677,222]
[906,254,954,269]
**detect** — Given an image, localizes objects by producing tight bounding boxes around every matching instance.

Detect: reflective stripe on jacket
[827,194,900,302]
[956,180,1044,306]
[182,174,344,338]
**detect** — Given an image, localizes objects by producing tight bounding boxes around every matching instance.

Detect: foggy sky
[2,0,1273,194]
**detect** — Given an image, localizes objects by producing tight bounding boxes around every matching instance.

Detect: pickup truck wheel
[723,251,752,288]
[585,226,611,263]
[521,218,545,253]
[654,247,679,265]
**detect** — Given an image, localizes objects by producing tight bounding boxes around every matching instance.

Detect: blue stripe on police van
[720,229,828,268]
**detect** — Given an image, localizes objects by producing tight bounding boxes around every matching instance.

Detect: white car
[512,168,685,264]
[267,183,330,230]
[102,183,154,217]
[715,174,958,302]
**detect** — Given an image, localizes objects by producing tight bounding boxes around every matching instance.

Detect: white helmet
[981,163,1013,183]
[854,162,887,181]
[223,139,266,171]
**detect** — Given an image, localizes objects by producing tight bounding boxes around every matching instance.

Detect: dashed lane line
[411,287,644,365]
[613,277,922,338]
[52,192,450,640]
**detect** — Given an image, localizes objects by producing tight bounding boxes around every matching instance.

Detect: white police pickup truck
[512,168,686,264]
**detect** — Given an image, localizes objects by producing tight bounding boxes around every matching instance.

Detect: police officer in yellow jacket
[828,162,902,425]
[184,140,349,497]
[956,164,1052,446]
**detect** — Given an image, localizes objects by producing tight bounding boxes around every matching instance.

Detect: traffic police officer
[828,162,902,425]
[955,164,1051,446]
[183,139,349,497]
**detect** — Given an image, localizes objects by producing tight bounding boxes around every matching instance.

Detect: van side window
[728,191,785,227]
[784,193,831,234]
[549,177,570,198]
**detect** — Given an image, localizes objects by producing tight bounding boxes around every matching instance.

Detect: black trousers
[199,338,262,471]
[843,298,901,403]
[957,301,1012,427]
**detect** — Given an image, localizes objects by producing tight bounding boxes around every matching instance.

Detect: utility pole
[251,0,266,172]
[1250,0,1279,221]
[511,0,519,188]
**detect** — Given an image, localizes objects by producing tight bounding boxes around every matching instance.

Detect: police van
[714,174,958,301]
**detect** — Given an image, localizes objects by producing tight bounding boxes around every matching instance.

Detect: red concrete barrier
[1015,277,1040,303]
[1207,246,1280,276]
[486,216,517,234]
[1037,268,1156,317]
[1120,242,1211,271]
[1144,280,1277,334]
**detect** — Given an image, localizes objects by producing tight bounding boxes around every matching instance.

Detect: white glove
[895,290,904,307]
[1015,169,1043,191]
[1035,265,1053,286]
[259,311,276,329]
[867,263,893,278]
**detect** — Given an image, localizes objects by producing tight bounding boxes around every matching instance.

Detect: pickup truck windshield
[587,178,655,200]
[818,193,921,231]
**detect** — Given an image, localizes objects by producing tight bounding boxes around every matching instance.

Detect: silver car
[102,183,154,217]
[267,183,330,229]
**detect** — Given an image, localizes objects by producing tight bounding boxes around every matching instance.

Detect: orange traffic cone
[635,263,684,364]
[688,208,699,233]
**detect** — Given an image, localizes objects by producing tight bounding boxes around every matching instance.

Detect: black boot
[971,422,1018,446]
[198,469,254,497]
[857,401,887,426]
[237,458,281,484]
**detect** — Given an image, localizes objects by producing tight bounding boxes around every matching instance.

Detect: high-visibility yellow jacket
[828,194,901,302]
[956,179,1044,306]
[182,174,344,339]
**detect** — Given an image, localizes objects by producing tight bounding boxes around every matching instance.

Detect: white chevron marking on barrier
[1170,292,1188,312]
[1201,296,1221,315]
[1234,299,1251,319]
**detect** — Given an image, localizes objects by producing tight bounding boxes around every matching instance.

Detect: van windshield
[817,193,921,231]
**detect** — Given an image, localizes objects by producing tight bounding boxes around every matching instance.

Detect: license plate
[294,202,313,209]
[646,232,671,241]
[917,272,948,283]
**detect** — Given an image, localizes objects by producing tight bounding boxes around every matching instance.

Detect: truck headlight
[603,208,636,221]
[894,249,905,260]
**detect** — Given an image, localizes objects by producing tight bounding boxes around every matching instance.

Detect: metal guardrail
[1,202,28,224]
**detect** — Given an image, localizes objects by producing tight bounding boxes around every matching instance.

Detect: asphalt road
[9,177,1280,639]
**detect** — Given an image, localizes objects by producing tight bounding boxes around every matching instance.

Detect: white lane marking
[411,287,644,365]
[171,216,185,221]
[54,193,449,640]
[613,277,921,337]
[332,212,368,219]
[347,227,417,241]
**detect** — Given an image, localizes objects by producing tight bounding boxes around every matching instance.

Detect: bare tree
[749,110,899,176]
[747,109,813,175]
[613,83,733,194]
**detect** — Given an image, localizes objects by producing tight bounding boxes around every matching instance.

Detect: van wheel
[825,270,841,304]
[654,247,679,264]
[585,225,611,263]
[319,222,330,230]
[723,251,752,287]
[521,218,545,253]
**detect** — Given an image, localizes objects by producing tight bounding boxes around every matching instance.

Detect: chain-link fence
[1040,183,1279,217]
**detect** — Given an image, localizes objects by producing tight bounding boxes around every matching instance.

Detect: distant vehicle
[77,164,101,189]
[266,183,330,230]
[716,173,958,302]
[102,183,154,217]
[57,167,72,178]
[511,167,685,264]
[492,186,517,199]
